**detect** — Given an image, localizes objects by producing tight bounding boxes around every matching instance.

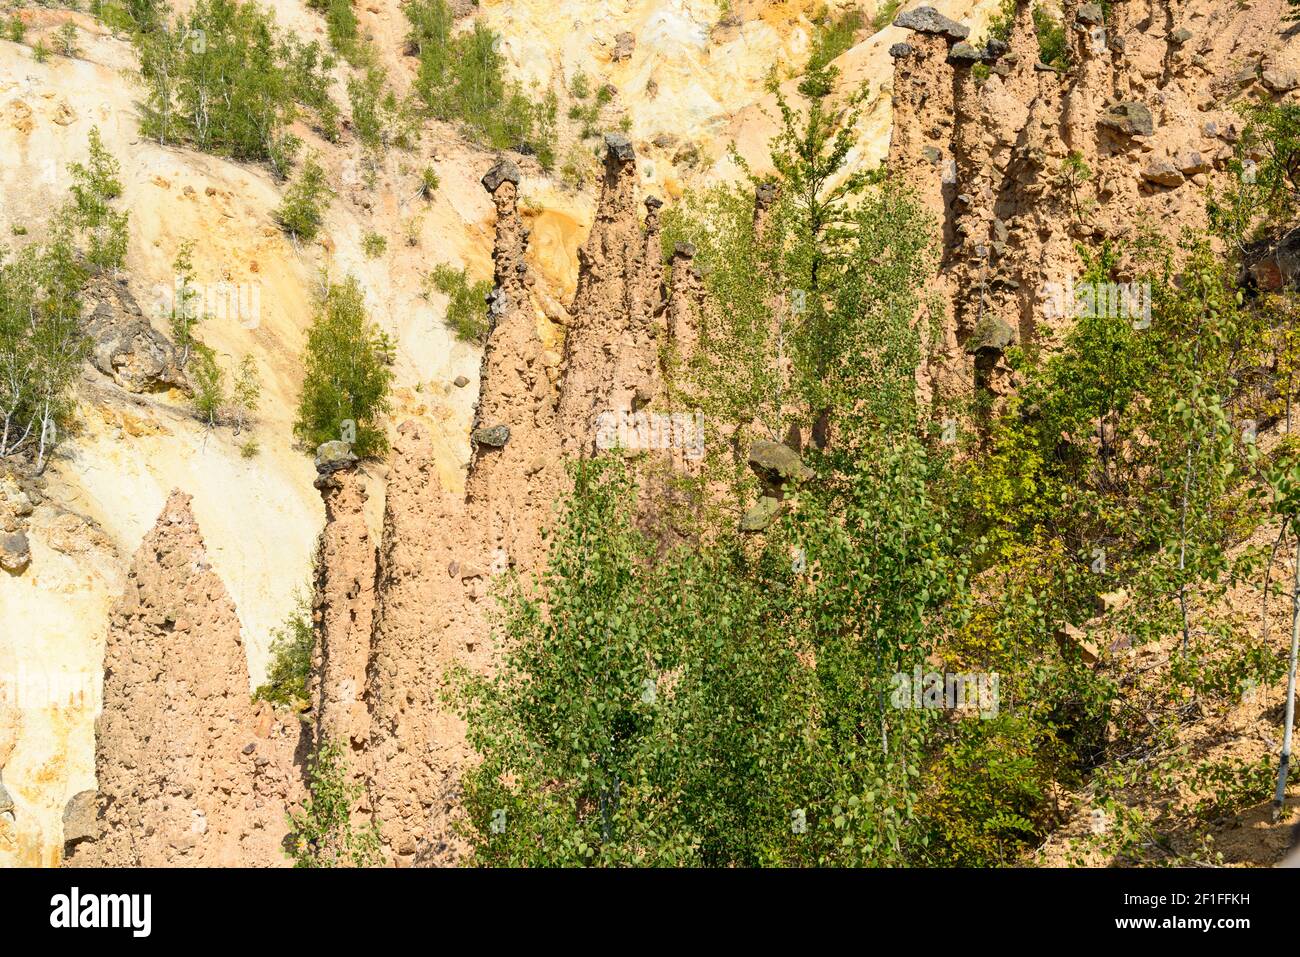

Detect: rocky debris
[61,790,97,853]
[1076,3,1104,25]
[1098,101,1155,138]
[1233,63,1260,87]
[1262,69,1299,94]
[1141,158,1185,187]
[453,375,470,388]
[84,280,187,394]
[0,531,30,573]
[890,42,914,59]
[748,439,813,491]
[1173,149,1211,175]
[739,495,782,532]
[1251,228,1300,291]
[612,31,635,62]
[1169,27,1193,45]
[311,455,376,750]
[1055,622,1101,665]
[893,6,970,41]
[67,491,288,866]
[471,424,510,448]
[1094,590,1130,615]
[947,42,983,65]
[964,317,1016,355]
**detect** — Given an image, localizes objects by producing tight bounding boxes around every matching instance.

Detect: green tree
[276,154,334,242]
[189,342,226,427]
[294,275,394,458]
[427,263,490,344]
[135,0,338,175]
[66,127,129,271]
[287,740,383,867]
[254,583,313,708]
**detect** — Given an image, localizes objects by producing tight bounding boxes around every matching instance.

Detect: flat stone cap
[965,316,1016,354]
[315,440,358,474]
[481,158,522,193]
[894,6,970,41]
[604,133,635,163]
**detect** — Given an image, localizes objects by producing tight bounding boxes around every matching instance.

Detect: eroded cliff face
[887,0,1299,411]
[7,0,1297,867]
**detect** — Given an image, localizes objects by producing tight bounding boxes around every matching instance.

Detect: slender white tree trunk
[1273,533,1300,821]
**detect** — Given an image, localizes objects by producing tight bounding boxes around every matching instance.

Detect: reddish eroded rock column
[69,491,282,866]
[464,158,563,576]
[886,10,963,226]
[1062,0,1111,160]
[366,420,473,865]
[310,442,376,753]
[557,133,663,457]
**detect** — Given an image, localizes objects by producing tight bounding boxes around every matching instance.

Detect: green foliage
[406,0,556,166]
[167,240,201,366]
[287,740,383,867]
[427,263,491,344]
[56,21,78,56]
[32,39,50,62]
[135,0,339,175]
[66,127,129,270]
[348,64,417,155]
[458,56,967,862]
[231,353,260,434]
[293,274,394,458]
[417,165,440,198]
[1208,101,1300,246]
[307,0,359,61]
[361,231,387,258]
[1033,5,1068,70]
[254,583,313,707]
[276,154,334,242]
[8,14,26,42]
[806,5,863,75]
[0,235,85,468]
[984,0,1016,44]
[871,0,903,32]
[0,129,130,470]
[189,342,226,427]
[458,426,965,865]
